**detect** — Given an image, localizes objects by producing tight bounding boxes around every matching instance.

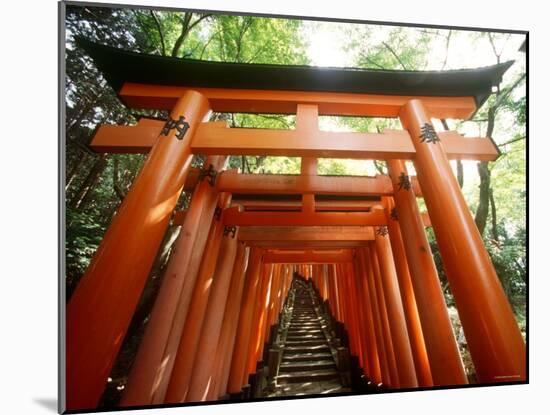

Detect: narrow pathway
[271,283,350,396]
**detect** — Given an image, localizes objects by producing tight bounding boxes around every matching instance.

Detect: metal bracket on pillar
[419,123,440,144]
[390,207,399,221]
[160,115,190,140]
[223,225,237,238]
[213,206,222,221]
[198,164,217,186]
[376,226,389,236]
[397,172,411,191]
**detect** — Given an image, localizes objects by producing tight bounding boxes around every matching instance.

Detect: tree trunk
[474,105,496,235]
[456,160,464,189]
[66,154,87,191]
[489,188,499,242]
[70,154,107,210]
[113,156,127,202]
[474,161,491,236]
[253,156,267,173]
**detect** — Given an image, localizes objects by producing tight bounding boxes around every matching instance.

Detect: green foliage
[346,26,434,70]
[65,208,105,298]
[491,140,526,231]
[202,16,308,64]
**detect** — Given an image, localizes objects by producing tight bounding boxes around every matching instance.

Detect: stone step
[285,339,327,346]
[286,335,325,342]
[288,326,322,331]
[286,331,323,337]
[287,328,323,333]
[289,320,319,323]
[282,352,333,362]
[287,326,323,335]
[285,344,331,354]
[276,369,340,384]
[279,360,337,373]
[290,318,318,321]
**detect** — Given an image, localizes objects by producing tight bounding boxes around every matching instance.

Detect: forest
[64,4,526,400]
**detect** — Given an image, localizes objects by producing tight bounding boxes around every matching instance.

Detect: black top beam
[77,37,513,110]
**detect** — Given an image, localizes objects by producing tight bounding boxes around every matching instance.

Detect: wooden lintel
[90,118,163,153]
[232,199,379,212]
[172,211,429,228]
[238,226,375,242]
[90,119,498,162]
[219,171,423,197]
[219,172,392,196]
[247,240,370,248]
[119,83,477,119]
[262,249,354,264]
[192,123,499,161]
[222,207,386,226]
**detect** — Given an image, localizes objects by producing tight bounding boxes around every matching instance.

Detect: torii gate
[65,38,526,411]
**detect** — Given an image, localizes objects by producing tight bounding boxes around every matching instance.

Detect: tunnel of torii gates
[65,39,526,411]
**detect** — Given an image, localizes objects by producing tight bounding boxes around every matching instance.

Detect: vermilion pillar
[361,248,390,385]
[227,248,263,393]
[66,91,209,410]
[165,193,231,403]
[399,100,526,382]
[266,265,282,328]
[210,244,250,399]
[271,266,287,326]
[356,251,382,384]
[383,198,433,387]
[334,265,345,321]
[386,159,466,386]
[368,243,399,387]
[278,267,291,312]
[121,155,226,407]
[245,264,274,377]
[147,197,228,404]
[374,228,418,388]
[341,269,360,359]
[320,265,329,300]
[336,266,347,324]
[350,261,369,371]
[347,263,365,366]
[183,225,241,402]
[328,266,340,319]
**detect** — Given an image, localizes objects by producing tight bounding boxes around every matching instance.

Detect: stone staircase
[269,282,350,396]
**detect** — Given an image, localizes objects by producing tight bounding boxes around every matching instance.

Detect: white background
[0,0,545,413]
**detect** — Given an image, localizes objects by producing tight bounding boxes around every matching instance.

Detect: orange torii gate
[65,38,525,411]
